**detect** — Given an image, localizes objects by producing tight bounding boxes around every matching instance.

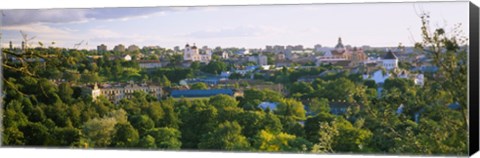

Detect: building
[314,44,322,52]
[122,54,132,61]
[127,45,140,52]
[174,46,180,52]
[382,51,398,70]
[170,89,234,98]
[273,45,285,53]
[89,83,163,103]
[315,37,367,67]
[247,55,268,66]
[235,49,250,56]
[138,60,162,69]
[97,44,107,53]
[258,55,268,66]
[222,51,229,59]
[113,44,126,52]
[183,43,212,63]
[265,45,273,52]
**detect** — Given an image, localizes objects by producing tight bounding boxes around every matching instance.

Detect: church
[315,37,368,67]
[183,43,212,63]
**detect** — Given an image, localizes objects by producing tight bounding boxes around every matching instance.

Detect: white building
[90,83,163,103]
[123,54,132,61]
[414,74,424,87]
[183,43,212,63]
[222,51,229,59]
[382,51,398,70]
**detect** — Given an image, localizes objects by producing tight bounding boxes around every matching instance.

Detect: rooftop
[383,51,398,60]
[171,89,234,98]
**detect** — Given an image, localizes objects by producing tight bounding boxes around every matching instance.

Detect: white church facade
[183,43,212,63]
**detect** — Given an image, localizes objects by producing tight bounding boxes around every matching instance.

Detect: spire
[335,37,344,49]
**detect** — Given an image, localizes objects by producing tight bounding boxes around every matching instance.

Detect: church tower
[335,37,345,53]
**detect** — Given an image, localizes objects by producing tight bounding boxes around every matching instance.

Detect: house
[123,54,132,61]
[170,89,234,98]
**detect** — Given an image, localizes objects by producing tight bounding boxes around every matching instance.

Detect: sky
[0,1,470,50]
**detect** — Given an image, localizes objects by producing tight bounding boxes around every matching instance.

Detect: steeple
[335,37,344,49]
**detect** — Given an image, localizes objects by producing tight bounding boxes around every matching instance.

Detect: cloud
[184,25,285,39]
[1,7,174,26]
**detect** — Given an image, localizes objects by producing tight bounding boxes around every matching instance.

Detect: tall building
[183,43,212,63]
[9,41,13,50]
[258,55,268,66]
[113,44,126,52]
[97,44,107,53]
[127,45,140,52]
[174,46,180,52]
[314,44,322,52]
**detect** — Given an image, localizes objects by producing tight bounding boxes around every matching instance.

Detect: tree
[147,127,182,149]
[158,99,180,129]
[110,123,139,148]
[203,60,227,75]
[129,115,155,135]
[52,127,81,147]
[415,13,468,127]
[208,94,238,109]
[253,130,311,152]
[275,98,306,121]
[198,121,250,151]
[190,82,208,90]
[160,75,171,87]
[312,119,339,153]
[177,100,218,149]
[304,112,336,144]
[308,98,330,115]
[331,118,372,152]
[82,117,117,148]
[138,135,156,149]
[19,122,51,146]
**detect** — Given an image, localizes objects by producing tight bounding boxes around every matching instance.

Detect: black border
[469,1,479,156]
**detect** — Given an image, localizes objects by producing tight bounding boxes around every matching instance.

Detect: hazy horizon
[0,1,469,50]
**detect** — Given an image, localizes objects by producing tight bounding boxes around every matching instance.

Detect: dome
[185,43,190,47]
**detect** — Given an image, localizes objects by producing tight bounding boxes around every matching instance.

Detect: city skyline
[1,1,469,50]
